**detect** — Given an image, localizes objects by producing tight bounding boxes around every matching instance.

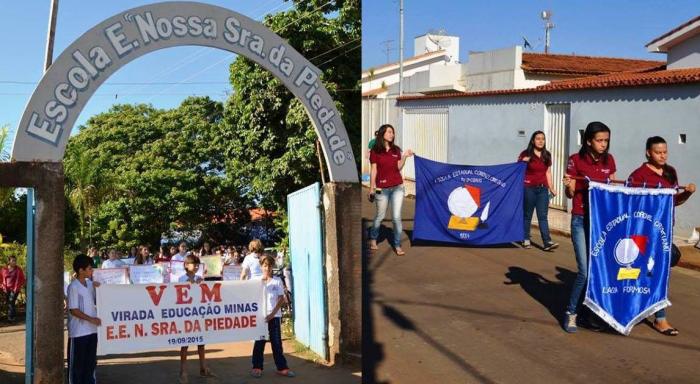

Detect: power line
[309,37,361,62]
[0,80,232,86]
[316,43,361,67]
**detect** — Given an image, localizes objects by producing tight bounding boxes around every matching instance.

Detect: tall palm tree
[66,146,100,246]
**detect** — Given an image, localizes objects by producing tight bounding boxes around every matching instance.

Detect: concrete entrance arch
[4,3,360,382]
[11,1,357,183]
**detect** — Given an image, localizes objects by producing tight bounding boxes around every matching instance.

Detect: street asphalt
[363,192,700,384]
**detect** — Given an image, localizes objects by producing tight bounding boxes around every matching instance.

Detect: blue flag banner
[413,156,526,245]
[584,181,675,335]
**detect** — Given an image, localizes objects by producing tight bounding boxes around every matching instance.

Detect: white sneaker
[522,240,531,249]
[543,242,559,251]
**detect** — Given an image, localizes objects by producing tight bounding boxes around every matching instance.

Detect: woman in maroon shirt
[1,256,26,322]
[627,136,696,336]
[368,124,414,256]
[562,121,617,333]
[518,131,558,251]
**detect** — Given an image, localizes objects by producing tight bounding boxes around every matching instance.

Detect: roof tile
[521,52,663,76]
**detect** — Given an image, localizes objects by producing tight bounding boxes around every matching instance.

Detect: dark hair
[578,121,611,164]
[371,124,401,153]
[645,136,677,184]
[524,131,552,165]
[184,254,200,265]
[260,254,276,268]
[73,254,94,273]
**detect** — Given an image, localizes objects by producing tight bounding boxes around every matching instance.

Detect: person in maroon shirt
[518,131,559,251]
[627,136,696,336]
[1,256,26,322]
[561,121,617,333]
[368,124,414,256]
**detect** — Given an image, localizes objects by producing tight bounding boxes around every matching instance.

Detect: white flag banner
[96,280,267,355]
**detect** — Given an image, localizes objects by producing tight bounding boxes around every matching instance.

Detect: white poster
[223,265,242,281]
[96,280,267,355]
[129,264,166,284]
[93,268,130,285]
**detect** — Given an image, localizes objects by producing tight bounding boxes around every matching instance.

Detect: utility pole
[399,0,404,96]
[541,10,554,55]
[44,0,59,71]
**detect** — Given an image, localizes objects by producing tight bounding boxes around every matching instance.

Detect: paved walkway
[0,322,360,384]
[363,191,700,384]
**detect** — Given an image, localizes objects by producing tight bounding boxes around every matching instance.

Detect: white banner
[96,280,267,355]
[129,264,166,284]
[93,268,129,285]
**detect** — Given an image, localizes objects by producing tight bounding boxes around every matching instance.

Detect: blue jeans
[6,291,18,320]
[369,185,405,247]
[252,317,288,370]
[567,214,589,314]
[523,186,552,245]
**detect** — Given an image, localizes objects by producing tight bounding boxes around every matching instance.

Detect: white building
[387,16,700,239]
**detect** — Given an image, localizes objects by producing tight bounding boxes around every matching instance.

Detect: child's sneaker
[522,240,532,249]
[543,242,559,251]
[276,369,296,377]
[563,312,577,333]
[250,368,263,378]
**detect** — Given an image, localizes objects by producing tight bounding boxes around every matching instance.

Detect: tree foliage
[64,98,251,249]
[221,0,360,210]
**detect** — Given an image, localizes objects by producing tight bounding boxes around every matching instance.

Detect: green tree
[221,0,360,210]
[64,98,252,249]
[0,125,14,208]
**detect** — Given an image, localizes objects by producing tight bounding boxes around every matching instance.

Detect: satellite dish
[427,28,452,50]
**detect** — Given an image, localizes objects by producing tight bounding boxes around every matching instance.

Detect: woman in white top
[240,239,264,280]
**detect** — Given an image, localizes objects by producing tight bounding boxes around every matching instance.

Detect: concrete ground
[0,321,360,384]
[363,192,700,384]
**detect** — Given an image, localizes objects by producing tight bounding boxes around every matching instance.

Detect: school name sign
[96,280,267,355]
[11,1,357,182]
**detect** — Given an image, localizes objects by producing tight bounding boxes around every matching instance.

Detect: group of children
[66,239,295,384]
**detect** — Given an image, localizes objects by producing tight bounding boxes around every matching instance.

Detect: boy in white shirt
[101,249,125,269]
[67,254,102,384]
[250,255,295,378]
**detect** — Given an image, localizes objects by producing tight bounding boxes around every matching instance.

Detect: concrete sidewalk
[0,322,361,384]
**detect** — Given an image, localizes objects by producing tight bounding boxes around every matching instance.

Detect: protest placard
[223,265,242,281]
[201,256,223,277]
[93,268,130,285]
[96,280,267,355]
[129,264,166,284]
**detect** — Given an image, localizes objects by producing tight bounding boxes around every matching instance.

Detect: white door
[544,104,570,210]
[401,109,448,180]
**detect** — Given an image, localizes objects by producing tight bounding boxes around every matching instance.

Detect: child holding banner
[178,255,216,382]
[250,255,295,378]
[628,136,696,336]
[66,255,101,384]
[518,131,559,251]
[562,122,616,333]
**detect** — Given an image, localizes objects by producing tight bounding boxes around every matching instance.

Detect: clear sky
[0,0,289,154]
[362,0,700,70]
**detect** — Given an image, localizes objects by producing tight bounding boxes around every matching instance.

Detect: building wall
[465,46,519,91]
[414,34,460,63]
[361,55,449,92]
[667,33,700,69]
[399,83,700,237]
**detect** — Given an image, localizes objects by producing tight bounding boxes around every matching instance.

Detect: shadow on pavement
[504,266,575,322]
[2,353,357,384]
